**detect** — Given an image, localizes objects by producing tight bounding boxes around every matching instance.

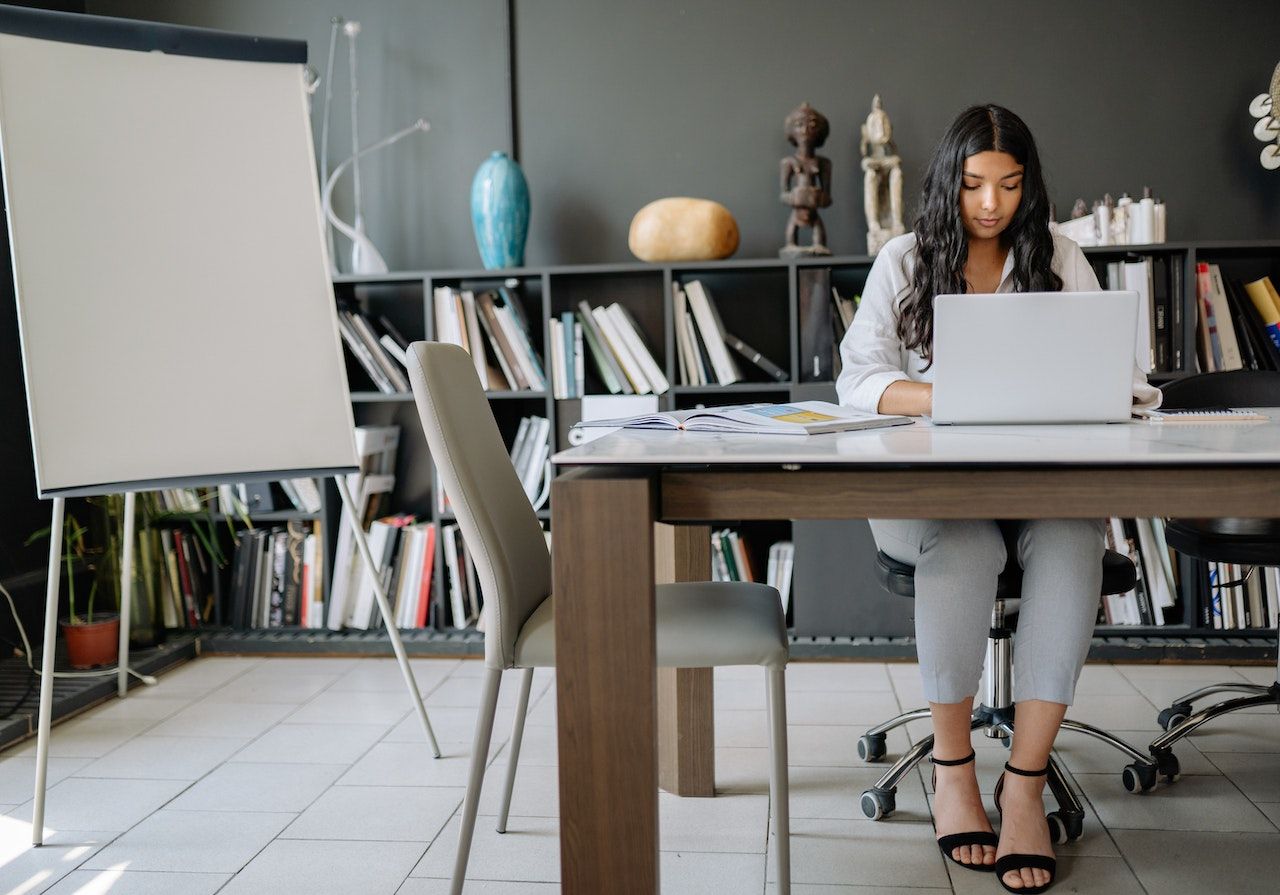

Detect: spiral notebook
[1134,408,1270,424]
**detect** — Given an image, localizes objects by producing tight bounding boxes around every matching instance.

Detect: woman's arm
[877,380,933,416]
[835,238,915,412]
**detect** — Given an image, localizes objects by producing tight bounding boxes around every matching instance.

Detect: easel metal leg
[335,476,441,757]
[117,491,136,698]
[32,497,64,846]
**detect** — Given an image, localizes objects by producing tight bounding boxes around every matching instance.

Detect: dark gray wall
[517,0,1280,264]
[89,1,1280,268]
[88,0,511,272]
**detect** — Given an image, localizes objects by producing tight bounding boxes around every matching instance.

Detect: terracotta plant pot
[59,615,120,669]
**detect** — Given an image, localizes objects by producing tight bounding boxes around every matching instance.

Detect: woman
[836,104,1159,894]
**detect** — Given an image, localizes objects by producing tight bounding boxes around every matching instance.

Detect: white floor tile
[339,742,490,788]
[661,849,766,894]
[229,722,387,765]
[398,880,558,894]
[660,790,770,853]
[764,816,950,888]
[145,700,294,739]
[7,776,188,833]
[785,661,894,692]
[12,716,161,759]
[384,705,515,747]
[0,756,90,804]
[0,825,112,895]
[284,691,416,726]
[76,735,248,780]
[1113,828,1280,895]
[1186,712,1280,752]
[412,814,559,882]
[1201,750,1280,802]
[167,762,347,813]
[203,672,338,705]
[42,869,231,895]
[82,809,293,872]
[1074,771,1277,832]
[281,784,461,842]
[220,839,425,895]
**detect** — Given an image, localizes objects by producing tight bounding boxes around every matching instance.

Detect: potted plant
[27,511,120,669]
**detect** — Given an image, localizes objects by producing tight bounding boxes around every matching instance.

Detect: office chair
[1145,370,1280,758]
[406,342,793,895]
[857,547,1177,842]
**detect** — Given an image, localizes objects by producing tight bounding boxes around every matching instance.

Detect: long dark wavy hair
[897,104,1061,366]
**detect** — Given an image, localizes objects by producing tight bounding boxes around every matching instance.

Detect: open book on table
[571,400,913,436]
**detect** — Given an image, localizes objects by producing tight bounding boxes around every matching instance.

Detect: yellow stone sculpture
[628,197,740,262]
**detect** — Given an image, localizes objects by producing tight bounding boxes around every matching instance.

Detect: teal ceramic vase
[470,151,530,269]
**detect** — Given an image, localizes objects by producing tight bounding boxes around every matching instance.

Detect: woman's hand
[877,381,933,417]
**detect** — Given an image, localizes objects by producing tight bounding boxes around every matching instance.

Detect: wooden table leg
[655,523,715,797]
[553,469,658,894]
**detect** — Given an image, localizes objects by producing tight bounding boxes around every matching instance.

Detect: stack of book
[674,280,787,386]
[138,523,221,630]
[767,540,795,614]
[336,301,413,394]
[1104,518,1179,626]
[710,528,755,582]
[564,300,669,396]
[433,286,546,392]
[226,520,324,629]
[830,287,861,348]
[1195,268,1280,373]
[1101,257,1182,374]
[441,522,480,629]
[1206,562,1280,630]
[339,514,436,631]
[709,530,795,614]
[437,414,550,517]
[326,426,401,630]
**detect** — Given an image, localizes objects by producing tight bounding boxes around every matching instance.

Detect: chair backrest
[407,341,552,669]
[1159,369,1280,409]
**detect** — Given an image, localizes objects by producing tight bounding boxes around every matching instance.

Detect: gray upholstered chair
[407,342,792,895]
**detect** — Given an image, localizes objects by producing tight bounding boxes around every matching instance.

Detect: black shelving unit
[200,242,1280,661]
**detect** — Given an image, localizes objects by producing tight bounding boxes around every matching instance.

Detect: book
[576,301,629,394]
[573,400,912,436]
[1204,264,1244,370]
[1135,408,1269,423]
[607,303,669,395]
[1244,277,1280,352]
[723,332,788,382]
[683,280,741,385]
[798,267,833,381]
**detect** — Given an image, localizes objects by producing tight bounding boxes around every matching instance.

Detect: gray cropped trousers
[869,518,1106,706]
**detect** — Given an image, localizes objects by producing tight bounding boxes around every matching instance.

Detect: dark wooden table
[550,420,1280,892]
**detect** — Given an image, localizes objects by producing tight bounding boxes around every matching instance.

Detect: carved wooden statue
[860,95,905,254]
[780,102,832,257]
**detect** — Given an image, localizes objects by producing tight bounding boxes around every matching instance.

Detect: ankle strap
[930,750,976,767]
[1004,761,1049,777]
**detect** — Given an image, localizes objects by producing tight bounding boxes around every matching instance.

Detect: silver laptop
[930,291,1139,425]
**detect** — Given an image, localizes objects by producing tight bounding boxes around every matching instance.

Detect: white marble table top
[551,410,1280,467]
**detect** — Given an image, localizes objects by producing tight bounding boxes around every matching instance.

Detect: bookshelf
[199,240,1280,662]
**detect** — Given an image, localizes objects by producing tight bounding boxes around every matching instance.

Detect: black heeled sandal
[930,750,997,872]
[992,761,1057,894]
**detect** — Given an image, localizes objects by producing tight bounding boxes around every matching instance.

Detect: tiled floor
[0,655,1276,894]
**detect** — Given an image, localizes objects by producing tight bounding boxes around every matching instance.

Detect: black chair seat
[875,549,1136,599]
[1163,518,1280,567]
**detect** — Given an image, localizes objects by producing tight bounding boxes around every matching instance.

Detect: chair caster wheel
[1122,761,1157,793]
[857,733,887,763]
[1152,748,1181,783]
[1158,702,1193,731]
[1046,811,1082,844]
[860,787,895,820]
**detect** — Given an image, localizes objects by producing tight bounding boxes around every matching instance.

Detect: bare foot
[995,773,1054,889]
[933,760,996,867]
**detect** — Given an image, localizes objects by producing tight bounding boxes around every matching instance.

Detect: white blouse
[835,231,1163,414]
